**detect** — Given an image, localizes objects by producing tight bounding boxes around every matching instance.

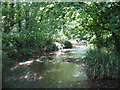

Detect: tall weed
[84,48,119,79]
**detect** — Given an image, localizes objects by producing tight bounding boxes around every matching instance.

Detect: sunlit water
[3,45,93,88]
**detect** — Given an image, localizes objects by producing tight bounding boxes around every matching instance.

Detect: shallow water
[3,45,91,88]
[3,45,118,88]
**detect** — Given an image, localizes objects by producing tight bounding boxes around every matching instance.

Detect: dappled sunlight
[61,48,75,52]
[10,59,44,71]
[18,72,45,80]
[6,54,89,88]
[2,1,119,88]
[73,72,83,78]
[75,45,88,48]
[10,65,19,71]
[5,44,91,88]
[19,60,34,65]
[6,72,46,81]
[47,69,61,73]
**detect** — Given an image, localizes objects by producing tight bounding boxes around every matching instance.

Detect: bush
[84,48,119,79]
[2,52,15,70]
[2,31,59,69]
[45,43,58,52]
[63,41,72,49]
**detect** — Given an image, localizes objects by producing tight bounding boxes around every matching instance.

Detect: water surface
[3,45,93,88]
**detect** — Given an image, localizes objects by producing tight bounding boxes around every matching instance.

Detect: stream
[3,45,118,88]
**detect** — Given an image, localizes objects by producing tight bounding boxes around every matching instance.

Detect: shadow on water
[3,45,118,88]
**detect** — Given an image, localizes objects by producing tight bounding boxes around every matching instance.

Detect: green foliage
[2,31,58,55]
[1,2,120,77]
[2,52,15,70]
[45,43,58,51]
[84,48,119,79]
[63,41,73,49]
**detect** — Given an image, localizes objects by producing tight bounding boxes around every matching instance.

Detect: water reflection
[3,45,90,88]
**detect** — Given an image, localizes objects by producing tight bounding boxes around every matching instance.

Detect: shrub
[84,48,119,79]
[63,41,72,49]
[2,52,15,70]
[2,31,59,69]
[45,43,58,52]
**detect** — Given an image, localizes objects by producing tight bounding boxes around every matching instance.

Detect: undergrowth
[84,48,119,79]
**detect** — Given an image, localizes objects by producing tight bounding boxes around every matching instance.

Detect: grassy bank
[84,48,119,80]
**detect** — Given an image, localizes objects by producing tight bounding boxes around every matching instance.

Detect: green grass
[84,48,119,79]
